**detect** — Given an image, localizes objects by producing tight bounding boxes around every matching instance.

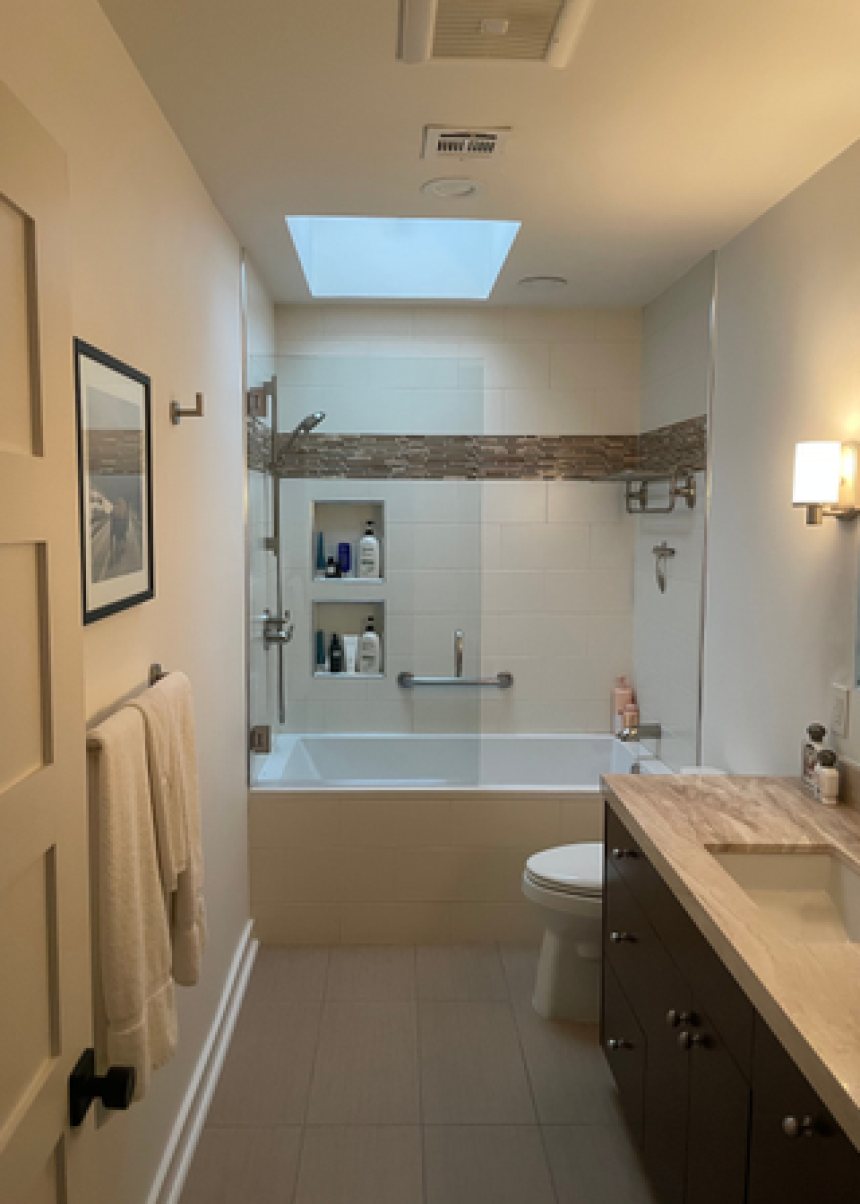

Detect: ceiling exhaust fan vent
[399,0,598,68]
[422,126,510,160]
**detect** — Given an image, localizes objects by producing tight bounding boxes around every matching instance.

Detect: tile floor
[181,944,657,1204]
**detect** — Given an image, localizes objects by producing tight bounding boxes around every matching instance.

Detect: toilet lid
[525,843,603,896]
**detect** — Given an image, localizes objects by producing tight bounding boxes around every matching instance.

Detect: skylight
[286,216,520,300]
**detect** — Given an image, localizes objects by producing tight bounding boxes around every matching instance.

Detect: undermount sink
[709,847,860,944]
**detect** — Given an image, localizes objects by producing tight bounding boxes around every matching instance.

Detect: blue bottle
[338,542,351,576]
[315,530,326,574]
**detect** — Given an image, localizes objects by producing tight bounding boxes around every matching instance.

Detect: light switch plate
[831,683,850,738]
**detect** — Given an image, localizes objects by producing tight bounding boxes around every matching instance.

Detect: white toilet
[522,842,603,1023]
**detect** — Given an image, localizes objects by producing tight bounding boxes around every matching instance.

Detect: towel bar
[397,671,514,689]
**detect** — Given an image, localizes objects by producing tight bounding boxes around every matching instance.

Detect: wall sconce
[793,441,859,525]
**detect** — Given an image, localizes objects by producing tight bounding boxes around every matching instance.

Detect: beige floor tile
[295,1127,422,1204]
[424,1126,556,1204]
[326,946,416,1001]
[207,1002,321,1126]
[180,1127,302,1204]
[513,1002,623,1125]
[250,946,330,1002]
[543,1124,658,1204]
[308,1002,420,1123]
[499,944,540,1008]
[419,1002,535,1123]
[417,945,508,1001]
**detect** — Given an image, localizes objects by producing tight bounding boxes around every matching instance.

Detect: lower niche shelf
[313,671,383,680]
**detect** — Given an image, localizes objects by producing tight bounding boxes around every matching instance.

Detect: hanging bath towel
[89,708,177,1100]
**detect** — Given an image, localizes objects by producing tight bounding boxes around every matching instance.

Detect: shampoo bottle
[612,677,634,734]
[360,615,380,675]
[329,633,344,674]
[358,520,380,579]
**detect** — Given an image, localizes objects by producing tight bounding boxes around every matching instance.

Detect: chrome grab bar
[398,671,514,689]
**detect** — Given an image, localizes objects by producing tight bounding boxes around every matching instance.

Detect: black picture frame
[73,338,154,624]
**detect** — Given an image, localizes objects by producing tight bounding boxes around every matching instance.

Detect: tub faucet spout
[455,630,464,678]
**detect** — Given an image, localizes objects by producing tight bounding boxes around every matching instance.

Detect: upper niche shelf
[311,499,385,581]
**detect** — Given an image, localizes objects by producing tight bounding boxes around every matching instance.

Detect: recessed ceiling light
[518,275,569,291]
[421,177,484,200]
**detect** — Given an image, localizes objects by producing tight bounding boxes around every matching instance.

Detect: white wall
[704,142,860,773]
[271,304,640,738]
[634,257,714,769]
[0,2,254,1201]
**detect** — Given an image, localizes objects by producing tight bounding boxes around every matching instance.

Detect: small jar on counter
[815,749,841,805]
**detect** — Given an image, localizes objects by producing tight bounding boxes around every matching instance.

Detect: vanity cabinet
[602,800,860,1204]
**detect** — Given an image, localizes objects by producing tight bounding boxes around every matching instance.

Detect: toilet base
[531,927,601,1023]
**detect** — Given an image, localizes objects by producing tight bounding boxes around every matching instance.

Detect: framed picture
[73,339,154,624]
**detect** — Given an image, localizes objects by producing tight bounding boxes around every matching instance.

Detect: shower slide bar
[397,671,514,689]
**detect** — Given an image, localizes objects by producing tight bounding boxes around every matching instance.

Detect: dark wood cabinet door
[603,963,646,1142]
[685,1007,750,1204]
[748,1017,860,1204]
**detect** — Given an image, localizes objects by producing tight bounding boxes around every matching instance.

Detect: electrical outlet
[830,684,850,739]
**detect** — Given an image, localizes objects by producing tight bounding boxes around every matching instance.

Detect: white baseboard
[147,920,257,1204]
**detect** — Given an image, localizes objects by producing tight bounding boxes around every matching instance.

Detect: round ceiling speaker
[518,275,569,291]
[420,177,484,200]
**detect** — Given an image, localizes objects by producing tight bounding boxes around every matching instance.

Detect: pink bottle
[612,676,634,734]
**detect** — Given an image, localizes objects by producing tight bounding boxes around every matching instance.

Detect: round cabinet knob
[678,1031,709,1051]
[609,931,635,944]
[665,1010,694,1028]
[607,1038,631,1051]
[782,1116,816,1139]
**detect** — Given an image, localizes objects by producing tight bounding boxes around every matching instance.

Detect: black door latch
[69,1048,136,1127]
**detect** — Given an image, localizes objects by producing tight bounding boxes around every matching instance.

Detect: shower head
[285,411,326,448]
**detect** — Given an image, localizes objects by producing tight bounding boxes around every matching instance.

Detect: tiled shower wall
[268,304,641,736]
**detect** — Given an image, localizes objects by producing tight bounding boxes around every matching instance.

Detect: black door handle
[69,1048,136,1127]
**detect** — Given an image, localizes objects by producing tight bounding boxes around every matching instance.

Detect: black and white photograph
[74,339,153,623]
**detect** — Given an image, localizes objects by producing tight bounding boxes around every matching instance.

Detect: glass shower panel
[249,348,486,787]
[247,353,278,754]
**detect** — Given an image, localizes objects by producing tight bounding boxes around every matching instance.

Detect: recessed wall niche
[311,499,385,582]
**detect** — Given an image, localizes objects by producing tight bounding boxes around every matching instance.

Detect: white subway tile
[482,571,546,613]
[592,308,642,343]
[482,481,547,524]
[500,524,590,571]
[545,568,633,614]
[504,307,595,344]
[503,388,594,436]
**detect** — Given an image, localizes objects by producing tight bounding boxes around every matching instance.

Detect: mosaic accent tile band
[247,414,707,481]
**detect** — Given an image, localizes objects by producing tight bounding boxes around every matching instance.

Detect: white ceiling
[98,0,860,307]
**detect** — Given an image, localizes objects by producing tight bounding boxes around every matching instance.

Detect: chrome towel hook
[652,541,675,593]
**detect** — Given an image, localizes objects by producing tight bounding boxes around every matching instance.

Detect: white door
[0,82,91,1203]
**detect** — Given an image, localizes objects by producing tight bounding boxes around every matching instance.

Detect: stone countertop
[601,773,860,1151]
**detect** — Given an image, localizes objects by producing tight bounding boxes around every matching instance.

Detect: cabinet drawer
[605,800,754,1078]
[603,962,645,1142]
[747,1016,860,1204]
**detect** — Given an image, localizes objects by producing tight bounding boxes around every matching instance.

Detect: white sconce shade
[793,440,858,525]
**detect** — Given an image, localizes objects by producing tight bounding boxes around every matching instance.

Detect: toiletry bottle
[315,630,326,671]
[329,634,344,674]
[343,635,358,674]
[815,749,841,805]
[801,723,826,792]
[623,702,639,733]
[612,676,634,734]
[358,520,380,579]
[325,555,341,579]
[338,542,352,577]
[316,531,326,575]
[360,615,381,674]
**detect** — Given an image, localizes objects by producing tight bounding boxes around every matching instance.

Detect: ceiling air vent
[422,126,510,160]
[399,0,597,68]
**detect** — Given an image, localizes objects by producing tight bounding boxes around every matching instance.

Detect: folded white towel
[89,708,177,1100]
[131,672,206,986]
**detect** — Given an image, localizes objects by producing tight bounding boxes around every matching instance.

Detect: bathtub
[252,732,669,791]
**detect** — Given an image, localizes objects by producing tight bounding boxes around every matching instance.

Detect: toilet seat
[524,843,603,897]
